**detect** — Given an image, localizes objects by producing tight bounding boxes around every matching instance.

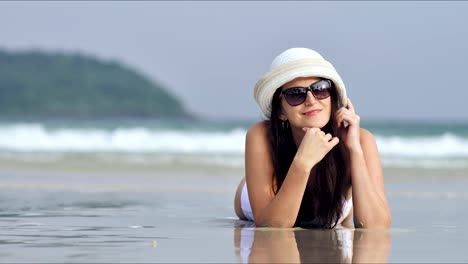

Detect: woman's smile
[304,109,322,116]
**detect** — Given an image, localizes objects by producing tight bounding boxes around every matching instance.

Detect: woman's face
[279,77,332,130]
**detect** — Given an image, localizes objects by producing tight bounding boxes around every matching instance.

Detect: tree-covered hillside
[0,49,191,119]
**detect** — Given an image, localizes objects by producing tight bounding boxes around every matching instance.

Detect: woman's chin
[302,120,327,129]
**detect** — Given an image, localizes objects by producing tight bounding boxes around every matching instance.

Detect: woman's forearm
[254,159,311,228]
[349,148,391,228]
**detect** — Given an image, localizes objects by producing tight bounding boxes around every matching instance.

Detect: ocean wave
[375,133,468,157]
[1,123,468,169]
[0,123,245,153]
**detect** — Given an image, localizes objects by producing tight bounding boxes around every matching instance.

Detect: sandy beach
[1,157,468,263]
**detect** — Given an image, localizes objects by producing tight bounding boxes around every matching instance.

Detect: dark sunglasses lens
[284,88,307,106]
[311,80,331,99]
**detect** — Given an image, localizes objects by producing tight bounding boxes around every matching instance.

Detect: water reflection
[234,222,391,263]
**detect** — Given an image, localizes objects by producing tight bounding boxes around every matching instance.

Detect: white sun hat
[254,48,347,119]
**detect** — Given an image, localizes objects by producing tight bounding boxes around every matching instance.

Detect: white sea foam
[1,123,468,168]
[375,133,468,157]
[0,123,245,153]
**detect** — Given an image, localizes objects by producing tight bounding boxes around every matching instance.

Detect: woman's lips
[304,109,321,116]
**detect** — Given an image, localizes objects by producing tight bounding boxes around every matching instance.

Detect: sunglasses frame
[280,79,332,106]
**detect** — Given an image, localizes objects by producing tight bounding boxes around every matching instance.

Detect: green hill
[0,49,192,119]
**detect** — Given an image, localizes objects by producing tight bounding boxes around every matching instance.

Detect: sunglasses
[281,79,332,106]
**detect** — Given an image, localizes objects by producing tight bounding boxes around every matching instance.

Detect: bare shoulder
[359,128,375,138]
[358,128,383,175]
[246,121,269,145]
[245,120,273,173]
[359,128,377,146]
[247,121,269,137]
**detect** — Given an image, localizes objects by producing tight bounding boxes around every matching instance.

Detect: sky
[1,1,467,121]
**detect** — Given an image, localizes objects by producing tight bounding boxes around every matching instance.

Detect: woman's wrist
[291,156,314,175]
[347,143,364,155]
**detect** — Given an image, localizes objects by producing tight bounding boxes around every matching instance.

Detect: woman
[234,47,391,228]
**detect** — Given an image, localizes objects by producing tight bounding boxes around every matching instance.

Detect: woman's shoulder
[247,120,269,137]
[359,128,377,143]
[359,128,380,155]
[245,121,270,148]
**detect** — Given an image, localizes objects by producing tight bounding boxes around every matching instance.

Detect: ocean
[1,119,468,170]
[1,118,468,262]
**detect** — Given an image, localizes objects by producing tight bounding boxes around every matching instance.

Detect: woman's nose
[304,90,318,105]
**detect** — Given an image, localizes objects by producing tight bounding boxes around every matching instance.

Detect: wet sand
[1,159,468,262]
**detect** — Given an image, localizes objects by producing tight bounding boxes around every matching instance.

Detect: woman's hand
[294,127,339,171]
[336,98,361,151]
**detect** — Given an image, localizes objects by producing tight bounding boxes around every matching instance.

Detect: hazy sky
[1,1,467,121]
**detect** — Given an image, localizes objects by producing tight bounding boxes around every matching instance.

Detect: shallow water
[1,166,468,263]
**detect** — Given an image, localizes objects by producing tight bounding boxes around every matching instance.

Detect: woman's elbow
[380,211,392,228]
[357,215,392,229]
[255,217,295,228]
[383,214,392,228]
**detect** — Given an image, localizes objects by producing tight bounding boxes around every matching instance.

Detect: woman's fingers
[336,107,350,127]
[346,98,355,114]
[297,128,340,169]
[328,136,340,147]
[336,109,360,127]
[302,127,320,132]
[303,128,336,142]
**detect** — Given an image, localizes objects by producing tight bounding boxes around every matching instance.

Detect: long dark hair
[267,83,350,228]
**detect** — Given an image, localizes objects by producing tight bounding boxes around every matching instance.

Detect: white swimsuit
[240,182,353,225]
